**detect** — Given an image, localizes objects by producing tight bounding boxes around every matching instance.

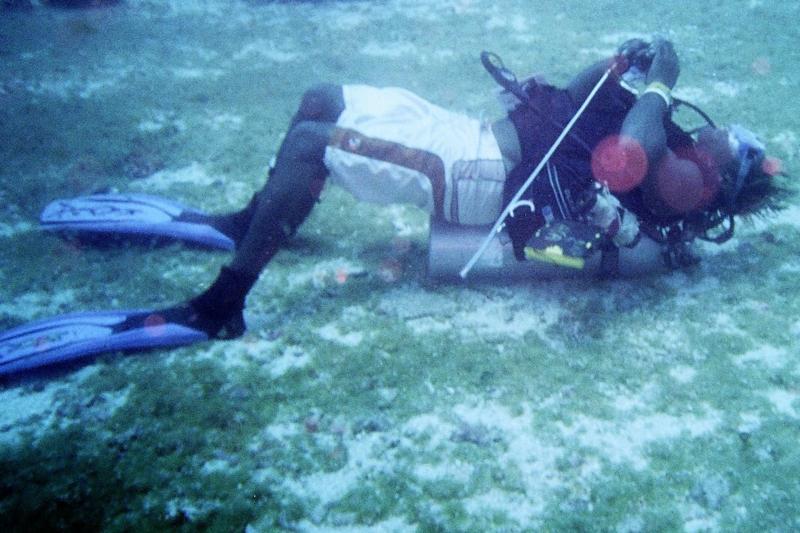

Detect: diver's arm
[567,38,657,103]
[620,39,680,169]
[620,40,709,216]
[566,60,614,104]
[619,92,670,164]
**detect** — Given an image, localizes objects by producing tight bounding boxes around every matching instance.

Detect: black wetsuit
[191,80,698,337]
[503,78,693,258]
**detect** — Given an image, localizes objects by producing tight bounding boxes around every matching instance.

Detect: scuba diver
[0,39,787,377]
[180,38,783,338]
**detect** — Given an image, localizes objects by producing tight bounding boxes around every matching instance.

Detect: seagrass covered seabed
[1,0,799,530]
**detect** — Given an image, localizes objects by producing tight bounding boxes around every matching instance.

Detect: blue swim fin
[40,193,235,250]
[0,309,208,378]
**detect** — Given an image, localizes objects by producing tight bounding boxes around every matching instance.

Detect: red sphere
[591,135,648,192]
[656,152,704,213]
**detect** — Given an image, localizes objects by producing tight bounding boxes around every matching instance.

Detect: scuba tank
[426,217,668,281]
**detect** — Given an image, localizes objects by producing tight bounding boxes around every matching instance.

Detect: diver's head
[694,124,783,216]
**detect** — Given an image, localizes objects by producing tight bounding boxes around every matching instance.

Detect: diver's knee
[298,83,345,122]
[283,120,335,160]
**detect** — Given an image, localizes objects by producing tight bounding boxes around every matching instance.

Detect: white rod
[459,66,614,279]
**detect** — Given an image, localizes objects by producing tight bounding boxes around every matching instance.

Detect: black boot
[207,193,261,248]
[186,266,259,339]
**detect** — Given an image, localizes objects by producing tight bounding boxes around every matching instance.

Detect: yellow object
[643,82,672,107]
[524,245,585,269]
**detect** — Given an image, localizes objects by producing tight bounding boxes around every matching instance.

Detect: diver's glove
[174,266,259,339]
[645,38,679,89]
[617,39,654,73]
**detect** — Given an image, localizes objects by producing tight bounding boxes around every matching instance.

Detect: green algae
[1,357,285,531]
[1,0,800,530]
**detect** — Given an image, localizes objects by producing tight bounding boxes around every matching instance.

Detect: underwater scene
[1,0,799,530]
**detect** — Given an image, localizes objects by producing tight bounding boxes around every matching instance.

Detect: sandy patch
[0,385,62,445]
[770,130,799,161]
[260,421,300,443]
[127,0,227,17]
[317,323,363,348]
[205,112,243,131]
[674,86,711,105]
[454,400,565,519]
[402,412,456,450]
[737,411,762,435]
[735,345,789,370]
[763,388,799,418]
[455,296,560,340]
[406,316,453,335]
[0,368,123,446]
[484,13,529,32]
[712,81,742,98]
[559,406,722,470]
[233,39,300,63]
[379,286,564,343]
[669,365,698,384]
[610,382,661,411]
[763,203,800,230]
[129,162,216,191]
[285,259,366,290]
[137,110,186,133]
[22,65,133,100]
[360,41,418,59]
[0,290,77,321]
[269,346,311,378]
[317,10,369,32]
[0,221,33,238]
[380,205,427,238]
[295,515,416,533]
[414,459,473,483]
[171,67,225,80]
[282,430,397,512]
[463,488,544,528]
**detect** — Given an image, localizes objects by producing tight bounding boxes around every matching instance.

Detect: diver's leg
[230,119,335,277]
[289,82,346,128]
[207,192,260,245]
[189,117,340,338]
[209,84,345,244]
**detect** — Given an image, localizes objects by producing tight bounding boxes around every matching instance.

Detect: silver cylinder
[426,218,668,281]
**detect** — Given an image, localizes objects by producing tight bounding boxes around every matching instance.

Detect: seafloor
[1,0,799,531]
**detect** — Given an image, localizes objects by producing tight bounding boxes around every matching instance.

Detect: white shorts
[323,85,506,226]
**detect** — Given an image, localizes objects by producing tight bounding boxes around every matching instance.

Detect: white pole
[459,66,615,279]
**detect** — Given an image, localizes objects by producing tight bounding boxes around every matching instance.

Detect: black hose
[481,51,593,154]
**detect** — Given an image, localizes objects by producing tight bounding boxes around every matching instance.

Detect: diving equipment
[725,124,768,207]
[0,309,207,379]
[40,193,235,250]
[428,218,666,280]
[461,56,619,279]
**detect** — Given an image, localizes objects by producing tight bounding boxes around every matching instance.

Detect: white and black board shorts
[323,85,507,226]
